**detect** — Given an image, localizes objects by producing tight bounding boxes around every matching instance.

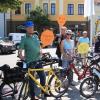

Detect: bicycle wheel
[48,75,68,98]
[18,79,30,100]
[0,82,20,100]
[80,77,98,98]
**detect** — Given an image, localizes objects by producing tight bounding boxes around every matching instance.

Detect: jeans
[28,63,46,98]
[62,59,73,84]
[62,59,70,69]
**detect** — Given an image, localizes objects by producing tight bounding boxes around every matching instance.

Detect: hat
[66,30,73,34]
[24,21,34,27]
[83,31,87,34]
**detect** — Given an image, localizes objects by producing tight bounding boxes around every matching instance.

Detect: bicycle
[59,53,100,83]
[18,59,67,100]
[80,54,100,98]
[0,64,25,100]
[19,59,67,99]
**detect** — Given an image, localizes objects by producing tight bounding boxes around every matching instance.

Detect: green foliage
[28,6,51,33]
[0,0,21,12]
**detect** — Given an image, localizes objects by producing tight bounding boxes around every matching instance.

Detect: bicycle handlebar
[17,52,58,66]
[28,58,59,66]
[17,57,59,69]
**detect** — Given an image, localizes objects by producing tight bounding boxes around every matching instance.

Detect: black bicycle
[0,64,25,100]
[80,54,100,98]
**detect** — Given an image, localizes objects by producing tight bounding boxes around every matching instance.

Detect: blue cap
[24,21,34,27]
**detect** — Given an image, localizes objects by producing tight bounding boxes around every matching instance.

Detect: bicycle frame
[70,63,90,80]
[28,67,59,93]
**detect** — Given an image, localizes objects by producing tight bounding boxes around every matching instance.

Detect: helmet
[65,30,73,34]
[24,21,34,27]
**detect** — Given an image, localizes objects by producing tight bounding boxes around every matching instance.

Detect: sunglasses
[66,34,72,35]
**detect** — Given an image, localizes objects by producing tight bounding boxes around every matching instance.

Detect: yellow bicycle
[17,58,68,99]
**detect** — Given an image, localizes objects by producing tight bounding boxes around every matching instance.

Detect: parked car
[8,33,26,49]
[0,37,16,54]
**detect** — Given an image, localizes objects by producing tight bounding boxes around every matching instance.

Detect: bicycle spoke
[80,77,97,98]
[49,75,68,98]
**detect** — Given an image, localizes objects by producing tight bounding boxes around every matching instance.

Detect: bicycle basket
[3,67,25,83]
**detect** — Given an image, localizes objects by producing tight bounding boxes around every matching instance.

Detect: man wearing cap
[77,31,90,66]
[18,21,46,100]
[77,31,89,45]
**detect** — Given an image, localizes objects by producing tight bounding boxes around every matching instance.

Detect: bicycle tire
[48,75,68,98]
[18,79,30,100]
[0,82,20,100]
[80,77,98,98]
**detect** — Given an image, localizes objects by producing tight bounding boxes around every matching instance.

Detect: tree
[0,0,21,12]
[28,7,51,33]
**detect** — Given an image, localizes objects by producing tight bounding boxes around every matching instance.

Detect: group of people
[55,26,91,85]
[18,21,100,100]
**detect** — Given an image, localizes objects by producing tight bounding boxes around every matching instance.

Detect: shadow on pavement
[63,85,99,100]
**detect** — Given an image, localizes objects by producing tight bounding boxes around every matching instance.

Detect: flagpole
[90,16,93,47]
[90,1,93,46]
[90,0,93,47]
[84,0,95,46]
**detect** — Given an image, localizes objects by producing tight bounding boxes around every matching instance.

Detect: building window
[51,3,56,15]
[43,3,48,14]
[78,4,84,15]
[67,4,74,15]
[15,7,21,15]
[25,3,32,15]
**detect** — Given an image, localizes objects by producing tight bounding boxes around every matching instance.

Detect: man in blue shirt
[77,31,89,44]
[77,31,90,65]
